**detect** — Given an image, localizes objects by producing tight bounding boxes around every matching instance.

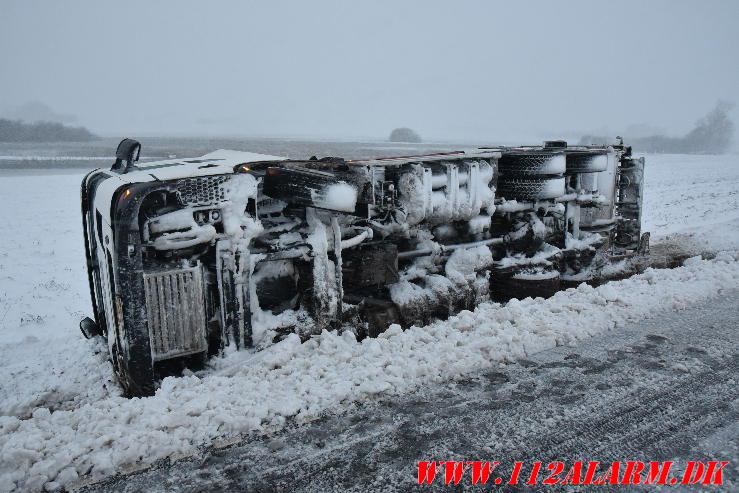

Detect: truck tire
[491,269,561,301]
[498,152,566,176]
[111,329,156,397]
[566,152,608,173]
[497,176,566,201]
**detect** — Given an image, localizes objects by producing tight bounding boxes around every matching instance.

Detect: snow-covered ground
[642,154,739,254]
[0,154,738,492]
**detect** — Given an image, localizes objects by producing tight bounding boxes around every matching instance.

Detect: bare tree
[579,101,735,154]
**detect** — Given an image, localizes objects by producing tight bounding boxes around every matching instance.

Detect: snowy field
[0,153,738,492]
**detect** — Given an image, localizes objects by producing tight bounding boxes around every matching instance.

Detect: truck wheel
[566,152,608,173]
[111,337,155,397]
[498,153,565,176]
[111,342,136,397]
[491,270,561,301]
[497,176,565,201]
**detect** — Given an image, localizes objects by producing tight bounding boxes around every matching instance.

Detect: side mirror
[79,316,102,339]
[111,138,141,173]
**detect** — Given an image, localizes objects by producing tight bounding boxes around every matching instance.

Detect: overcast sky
[1,0,738,143]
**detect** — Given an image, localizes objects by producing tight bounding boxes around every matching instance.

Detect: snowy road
[86,291,739,492]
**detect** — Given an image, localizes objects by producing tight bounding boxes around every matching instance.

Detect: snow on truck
[80,138,647,396]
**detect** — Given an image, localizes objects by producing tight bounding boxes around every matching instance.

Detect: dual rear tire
[497,151,566,201]
[497,176,566,201]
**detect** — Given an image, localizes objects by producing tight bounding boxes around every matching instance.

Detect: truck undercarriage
[81,139,646,396]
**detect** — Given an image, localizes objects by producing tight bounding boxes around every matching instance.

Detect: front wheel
[111,335,156,398]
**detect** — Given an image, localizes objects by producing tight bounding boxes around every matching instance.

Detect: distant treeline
[580,101,734,154]
[0,119,97,142]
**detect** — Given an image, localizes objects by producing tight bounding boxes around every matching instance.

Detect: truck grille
[176,175,230,206]
[143,265,207,361]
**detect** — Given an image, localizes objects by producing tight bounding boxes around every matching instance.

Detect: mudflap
[217,241,253,349]
[614,155,645,251]
[295,214,343,334]
[638,232,650,256]
[309,250,342,331]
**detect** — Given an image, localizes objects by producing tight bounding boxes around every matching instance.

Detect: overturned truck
[80,138,647,396]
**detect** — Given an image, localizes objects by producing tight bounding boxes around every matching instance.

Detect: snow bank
[2,254,739,491]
